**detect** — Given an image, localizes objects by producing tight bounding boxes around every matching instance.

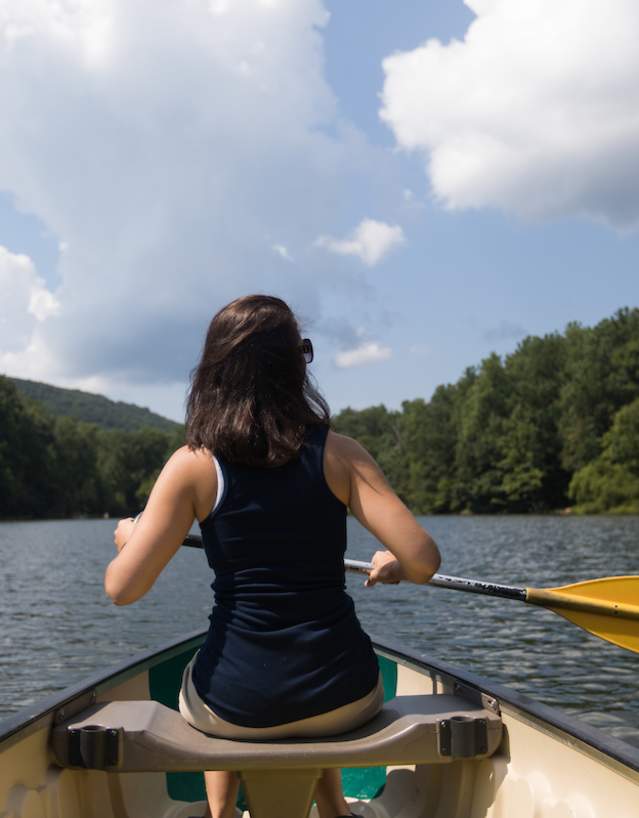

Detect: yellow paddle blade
[550,606,639,653]
[526,576,639,654]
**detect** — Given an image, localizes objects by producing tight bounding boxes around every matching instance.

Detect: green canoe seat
[51,694,502,818]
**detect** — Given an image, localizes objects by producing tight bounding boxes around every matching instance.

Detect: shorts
[178,651,384,740]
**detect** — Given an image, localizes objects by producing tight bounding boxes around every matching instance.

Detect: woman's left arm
[104,447,201,605]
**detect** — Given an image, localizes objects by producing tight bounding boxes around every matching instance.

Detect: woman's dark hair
[186,294,330,467]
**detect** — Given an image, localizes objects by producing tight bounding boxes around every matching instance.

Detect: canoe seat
[51,694,502,818]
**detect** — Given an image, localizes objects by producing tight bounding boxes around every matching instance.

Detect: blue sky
[0,0,637,421]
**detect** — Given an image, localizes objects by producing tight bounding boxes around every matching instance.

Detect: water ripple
[0,516,638,748]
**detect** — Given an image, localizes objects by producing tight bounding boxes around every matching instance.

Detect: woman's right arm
[328,432,441,586]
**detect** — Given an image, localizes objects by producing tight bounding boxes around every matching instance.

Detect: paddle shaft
[343,557,526,599]
[347,557,639,620]
[182,534,639,620]
[182,535,526,601]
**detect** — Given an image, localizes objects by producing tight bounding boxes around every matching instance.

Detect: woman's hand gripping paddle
[345,558,639,655]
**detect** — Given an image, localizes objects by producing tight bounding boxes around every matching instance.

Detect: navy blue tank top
[192,424,379,728]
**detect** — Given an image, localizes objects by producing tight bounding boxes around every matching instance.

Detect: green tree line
[0,377,183,519]
[332,308,639,514]
[1,307,638,519]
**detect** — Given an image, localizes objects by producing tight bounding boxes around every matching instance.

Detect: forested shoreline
[1,307,638,519]
[0,381,183,519]
[332,308,639,514]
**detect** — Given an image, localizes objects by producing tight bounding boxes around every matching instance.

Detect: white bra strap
[211,455,225,515]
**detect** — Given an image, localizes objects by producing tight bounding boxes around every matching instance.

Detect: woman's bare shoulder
[160,446,216,496]
[324,430,378,506]
[166,445,214,474]
[165,446,216,520]
[326,430,374,464]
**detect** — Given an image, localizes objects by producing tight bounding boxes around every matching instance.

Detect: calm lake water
[1,516,638,746]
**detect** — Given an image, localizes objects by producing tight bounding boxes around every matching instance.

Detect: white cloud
[316,218,405,266]
[334,341,392,368]
[0,246,59,353]
[271,243,293,262]
[0,243,186,410]
[0,0,397,406]
[380,0,639,229]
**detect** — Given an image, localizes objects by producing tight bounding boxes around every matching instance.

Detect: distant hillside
[10,377,182,433]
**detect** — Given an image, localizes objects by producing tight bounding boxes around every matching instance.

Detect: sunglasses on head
[300,338,314,364]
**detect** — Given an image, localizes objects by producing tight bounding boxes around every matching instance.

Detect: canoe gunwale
[1,628,638,775]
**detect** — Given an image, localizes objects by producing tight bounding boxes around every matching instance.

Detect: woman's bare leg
[202,770,240,818]
[314,769,351,818]
[202,767,351,818]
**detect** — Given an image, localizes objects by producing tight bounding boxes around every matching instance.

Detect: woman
[105,294,441,818]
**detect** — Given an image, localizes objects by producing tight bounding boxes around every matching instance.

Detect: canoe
[1,630,638,818]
